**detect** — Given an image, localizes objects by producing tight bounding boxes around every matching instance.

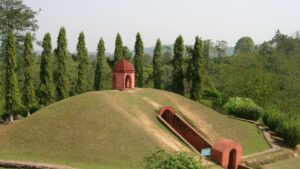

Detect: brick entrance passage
[157,106,244,169]
[157,106,212,153]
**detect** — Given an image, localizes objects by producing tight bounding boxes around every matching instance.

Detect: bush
[278,117,300,147]
[263,107,300,147]
[223,97,264,121]
[142,149,204,169]
[262,107,287,131]
[202,87,227,111]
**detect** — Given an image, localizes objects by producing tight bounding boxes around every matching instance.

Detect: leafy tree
[215,40,227,62]
[172,35,185,95]
[94,38,111,90]
[190,36,204,101]
[75,32,89,94]
[134,32,144,87]
[114,33,123,64]
[39,33,54,106]
[22,33,36,116]
[4,32,22,122]
[152,39,163,89]
[234,36,255,55]
[0,0,39,42]
[54,27,69,100]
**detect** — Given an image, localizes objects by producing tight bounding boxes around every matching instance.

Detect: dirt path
[0,159,75,169]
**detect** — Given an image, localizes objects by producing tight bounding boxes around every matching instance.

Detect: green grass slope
[0,88,270,169]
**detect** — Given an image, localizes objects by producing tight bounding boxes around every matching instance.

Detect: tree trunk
[27,110,31,117]
[9,114,14,123]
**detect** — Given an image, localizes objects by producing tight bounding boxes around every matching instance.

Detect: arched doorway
[113,75,116,89]
[125,75,131,88]
[228,149,237,169]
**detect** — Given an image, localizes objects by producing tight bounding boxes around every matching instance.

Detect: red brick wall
[160,109,212,152]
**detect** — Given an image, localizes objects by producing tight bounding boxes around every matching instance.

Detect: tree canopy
[234,36,255,55]
[0,0,39,41]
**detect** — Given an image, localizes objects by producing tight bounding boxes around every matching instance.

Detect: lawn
[260,157,300,169]
[0,88,270,168]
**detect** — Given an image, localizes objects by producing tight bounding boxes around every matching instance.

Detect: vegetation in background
[223,97,263,121]
[234,36,255,55]
[22,33,37,116]
[134,33,144,87]
[39,33,55,106]
[75,32,89,94]
[54,27,69,100]
[4,32,23,122]
[0,0,38,42]
[141,149,204,169]
[114,33,123,64]
[153,39,163,89]
[172,35,185,95]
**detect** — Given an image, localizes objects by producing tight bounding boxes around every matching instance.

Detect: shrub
[278,117,300,147]
[223,97,264,121]
[202,87,227,111]
[263,107,287,131]
[142,149,204,169]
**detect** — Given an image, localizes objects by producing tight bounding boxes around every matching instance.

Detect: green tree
[190,36,204,101]
[39,33,54,106]
[94,38,111,90]
[54,27,69,100]
[0,0,39,42]
[4,32,22,122]
[203,40,211,71]
[234,36,255,55]
[114,33,123,64]
[172,35,185,95]
[22,33,36,116]
[75,32,89,94]
[134,32,144,87]
[153,38,163,89]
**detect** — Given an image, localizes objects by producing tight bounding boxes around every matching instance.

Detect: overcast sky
[24,0,300,53]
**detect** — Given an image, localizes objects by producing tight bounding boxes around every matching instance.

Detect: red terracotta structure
[157,106,212,153]
[158,106,244,169]
[112,59,135,90]
[211,138,243,169]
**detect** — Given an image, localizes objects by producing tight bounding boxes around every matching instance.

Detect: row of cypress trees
[3,27,206,122]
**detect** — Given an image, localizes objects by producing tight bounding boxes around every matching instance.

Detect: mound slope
[0,88,269,169]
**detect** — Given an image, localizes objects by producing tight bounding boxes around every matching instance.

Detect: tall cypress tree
[4,32,22,122]
[94,38,108,90]
[153,38,163,89]
[22,33,37,116]
[55,27,69,100]
[190,36,204,101]
[134,32,144,87]
[114,33,123,64]
[203,40,210,71]
[39,33,54,106]
[172,35,185,95]
[75,32,89,94]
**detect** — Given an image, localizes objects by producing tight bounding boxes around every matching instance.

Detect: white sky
[24,0,300,53]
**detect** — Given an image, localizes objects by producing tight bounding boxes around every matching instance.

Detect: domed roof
[113,59,134,73]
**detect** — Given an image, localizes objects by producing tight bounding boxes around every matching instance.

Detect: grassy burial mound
[0,88,270,169]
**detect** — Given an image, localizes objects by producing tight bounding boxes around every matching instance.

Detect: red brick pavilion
[112,59,135,90]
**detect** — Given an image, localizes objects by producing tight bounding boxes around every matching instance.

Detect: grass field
[0,88,270,169]
[260,157,300,169]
